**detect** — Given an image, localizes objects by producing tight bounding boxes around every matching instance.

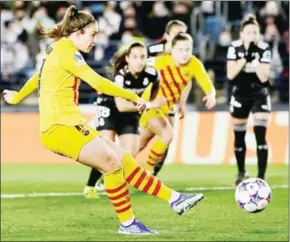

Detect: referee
[226,14,272,186]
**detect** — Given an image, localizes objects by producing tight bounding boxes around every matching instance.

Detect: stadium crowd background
[1,0,289,106]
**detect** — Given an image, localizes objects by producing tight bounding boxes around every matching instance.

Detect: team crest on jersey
[74,52,86,66]
[238,52,245,58]
[143,77,149,86]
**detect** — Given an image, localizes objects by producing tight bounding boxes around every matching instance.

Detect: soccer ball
[235,178,271,213]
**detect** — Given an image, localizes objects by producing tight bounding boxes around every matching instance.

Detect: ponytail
[240,14,259,31]
[40,5,96,40]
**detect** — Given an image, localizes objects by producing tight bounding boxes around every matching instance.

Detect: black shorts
[94,105,140,135]
[229,95,271,119]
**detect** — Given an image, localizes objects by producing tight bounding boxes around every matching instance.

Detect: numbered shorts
[94,105,140,135]
[229,95,271,119]
[40,124,102,160]
[139,108,168,128]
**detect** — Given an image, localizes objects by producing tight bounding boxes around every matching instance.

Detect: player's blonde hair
[41,5,96,39]
[171,33,193,47]
[240,14,260,31]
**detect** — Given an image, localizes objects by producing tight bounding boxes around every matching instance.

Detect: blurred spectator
[263,16,281,42]
[258,1,287,36]
[143,1,171,39]
[276,30,289,103]
[98,1,122,38]
[200,1,226,42]
[171,1,193,29]
[1,20,31,90]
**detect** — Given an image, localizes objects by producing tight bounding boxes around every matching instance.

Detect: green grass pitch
[1,163,288,241]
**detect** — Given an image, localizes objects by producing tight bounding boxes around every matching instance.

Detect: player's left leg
[153,114,175,176]
[252,94,271,180]
[252,112,271,180]
[144,116,173,173]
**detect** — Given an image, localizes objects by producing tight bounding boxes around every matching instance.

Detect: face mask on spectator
[1,11,13,23]
[34,10,47,20]
[97,35,109,47]
[153,2,169,17]
[5,32,17,43]
[264,1,279,16]
[219,31,232,46]
[122,32,133,43]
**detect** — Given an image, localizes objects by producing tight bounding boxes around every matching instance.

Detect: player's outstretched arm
[3,72,39,105]
[115,97,139,112]
[178,82,192,119]
[62,51,145,107]
[193,58,216,109]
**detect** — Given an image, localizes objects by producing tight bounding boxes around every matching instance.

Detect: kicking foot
[170,193,204,215]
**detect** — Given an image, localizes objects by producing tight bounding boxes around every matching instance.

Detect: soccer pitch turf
[1,163,289,241]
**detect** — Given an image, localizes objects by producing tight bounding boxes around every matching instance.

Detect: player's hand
[136,97,147,113]
[178,105,186,119]
[3,90,18,104]
[245,41,256,62]
[151,96,167,109]
[203,94,216,109]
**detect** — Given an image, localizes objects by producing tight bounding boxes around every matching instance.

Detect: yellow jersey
[150,54,214,113]
[12,38,139,132]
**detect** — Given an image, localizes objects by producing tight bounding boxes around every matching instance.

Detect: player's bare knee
[106,156,122,172]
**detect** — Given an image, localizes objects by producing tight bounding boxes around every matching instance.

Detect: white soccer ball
[235,178,271,213]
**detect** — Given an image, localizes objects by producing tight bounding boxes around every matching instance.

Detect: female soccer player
[84,42,165,198]
[147,19,188,57]
[3,6,204,235]
[140,33,217,173]
[227,15,272,186]
[146,20,188,177]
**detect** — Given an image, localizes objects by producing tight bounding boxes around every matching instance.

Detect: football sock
[233,123,247,173]
[254,124,268,179]
[87,168,103,187]
[122,153,173,201]
[104,168,135,223]
[153,148,169,176]
[145,139,168,172]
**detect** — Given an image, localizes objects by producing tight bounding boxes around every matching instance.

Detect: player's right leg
[229,96,251,186]
[84,130,116,198]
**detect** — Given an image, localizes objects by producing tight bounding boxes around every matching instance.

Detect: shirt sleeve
[114,73,125,87]
[227,45,238,61]
[191,57,215,94]
[12,72,39,104]
[60,49,139,103]
[260,46,272,64]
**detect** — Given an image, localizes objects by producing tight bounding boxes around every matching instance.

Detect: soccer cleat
[83,186,100,199]
[95,176,105,191]
[118,218,158,235]
[170,193,204,215]
[234,171,250,187]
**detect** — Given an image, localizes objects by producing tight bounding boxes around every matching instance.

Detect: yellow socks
[122,153,172,201]
[145,139,168,172]
[104,168,135,223]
